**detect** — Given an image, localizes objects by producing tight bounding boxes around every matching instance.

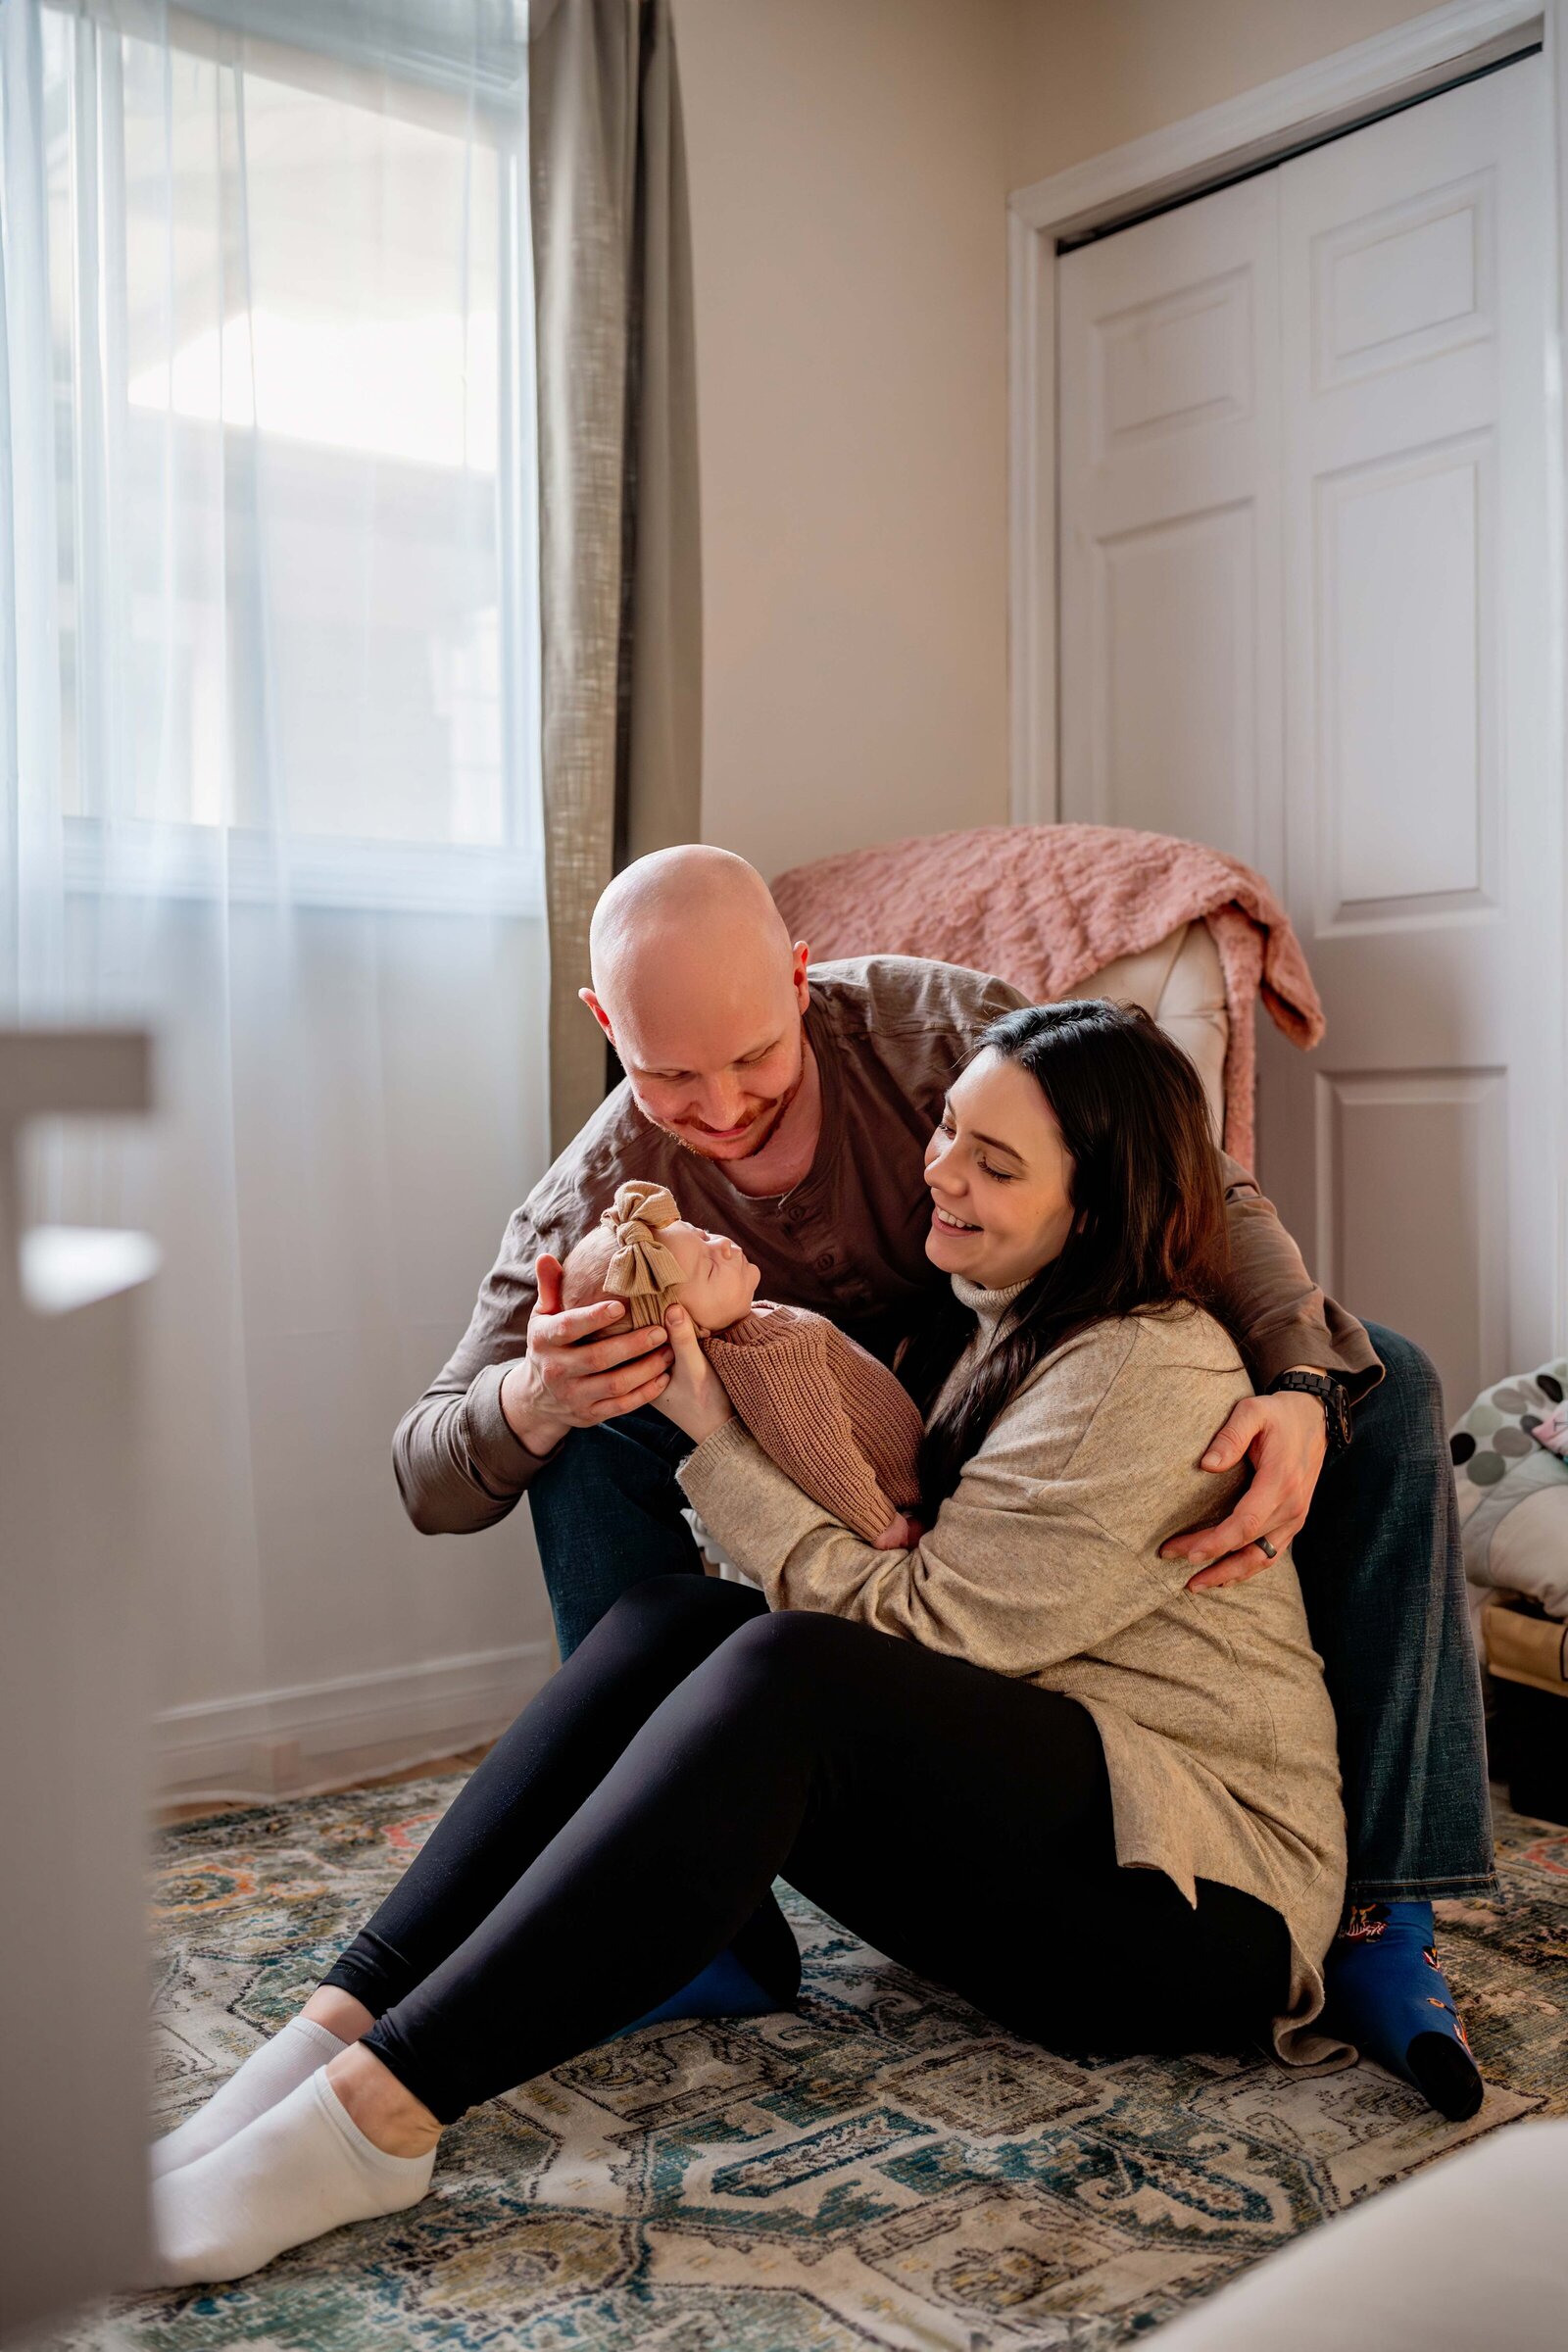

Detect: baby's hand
[871,1511,925,1551]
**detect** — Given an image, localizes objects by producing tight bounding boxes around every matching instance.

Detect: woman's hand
[653,1303,737,1446]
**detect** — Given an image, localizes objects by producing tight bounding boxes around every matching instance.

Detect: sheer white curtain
[1,0,555,1798]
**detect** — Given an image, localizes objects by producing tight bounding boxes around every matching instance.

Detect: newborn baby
[562,1182,926,1548]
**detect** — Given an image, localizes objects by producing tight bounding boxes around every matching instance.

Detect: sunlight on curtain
[0,0,553,1797]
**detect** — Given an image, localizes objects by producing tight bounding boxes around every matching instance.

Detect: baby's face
[664,1220,760,1332]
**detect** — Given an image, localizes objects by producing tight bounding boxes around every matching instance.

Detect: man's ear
[791,941,810,1006]
[579,987,614,1044]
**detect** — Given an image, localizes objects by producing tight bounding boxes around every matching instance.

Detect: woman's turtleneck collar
[921,1271,1032,1423]
[951,1270,1032,1344]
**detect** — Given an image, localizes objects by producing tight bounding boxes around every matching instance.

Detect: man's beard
[661,1054,806,1164]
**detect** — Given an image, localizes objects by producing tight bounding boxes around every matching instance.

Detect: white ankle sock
[149,2017,349,2178]
[150,2068,435,2285]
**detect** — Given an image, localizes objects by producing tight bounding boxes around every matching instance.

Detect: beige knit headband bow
[600,1181,686,1328]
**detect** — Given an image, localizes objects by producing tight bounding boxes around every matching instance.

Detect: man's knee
[1359,1323,1448,1460]
[531,1409,685,1496]
[526,1423,602,1519]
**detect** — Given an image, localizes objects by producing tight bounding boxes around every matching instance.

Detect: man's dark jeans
[526,1321,1494,1903]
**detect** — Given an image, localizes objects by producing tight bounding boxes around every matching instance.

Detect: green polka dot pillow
[1451,1360,1568,1618]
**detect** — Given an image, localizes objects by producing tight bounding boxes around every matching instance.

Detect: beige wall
[674,0,1013,884]
[1009,0,1449,190]
[673,0,1452,884]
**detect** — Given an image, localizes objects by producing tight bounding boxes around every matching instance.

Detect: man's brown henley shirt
[394,956,1379,1536]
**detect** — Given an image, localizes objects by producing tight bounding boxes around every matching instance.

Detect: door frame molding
[1006,0,1550,827]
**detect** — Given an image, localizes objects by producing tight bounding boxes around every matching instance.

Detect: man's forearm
[392,1362,554,1536]
[393,1199,562,1534]
[1219,1163,1382,1399]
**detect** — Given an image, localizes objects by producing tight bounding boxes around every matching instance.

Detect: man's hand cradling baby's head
[527,1181,751,1456]
[496,1250,671,1455]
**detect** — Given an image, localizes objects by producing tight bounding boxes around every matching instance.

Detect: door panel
[1315,1066,1510,1400]
[1276,60,1554,1411]
[1057,173,1283,880]
[1093,505,1261,856]
[1314,436,1492,919]
[1057,58,1558,1413]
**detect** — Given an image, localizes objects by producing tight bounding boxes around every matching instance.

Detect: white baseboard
[152,1640,556,1805]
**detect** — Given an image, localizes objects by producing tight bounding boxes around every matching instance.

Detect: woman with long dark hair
[150,1002,1346,2283]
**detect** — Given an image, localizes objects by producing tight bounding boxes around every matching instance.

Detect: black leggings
[324,1579,1291,2123]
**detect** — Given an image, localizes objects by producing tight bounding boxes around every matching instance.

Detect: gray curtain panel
[530,0,702,1155]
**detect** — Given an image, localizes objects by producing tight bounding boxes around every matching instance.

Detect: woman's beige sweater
[677,1276,1348,2066]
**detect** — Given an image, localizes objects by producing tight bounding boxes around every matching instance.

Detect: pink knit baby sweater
[703,1304,925,1544]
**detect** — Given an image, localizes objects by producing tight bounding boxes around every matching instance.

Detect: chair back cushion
[1060,921,1228,1143]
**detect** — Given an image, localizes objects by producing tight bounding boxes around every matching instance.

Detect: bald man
[394,848,1492,2090]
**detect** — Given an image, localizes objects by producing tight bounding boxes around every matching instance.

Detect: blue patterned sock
[613,1944,782,2036]
[613,1898,802,2038]
[1324,1899,1483,2120]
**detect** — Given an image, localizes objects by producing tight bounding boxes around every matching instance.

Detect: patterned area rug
[52,1780,1568,2352]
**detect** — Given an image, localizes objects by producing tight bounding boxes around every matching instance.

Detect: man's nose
[696,1079,745,1128]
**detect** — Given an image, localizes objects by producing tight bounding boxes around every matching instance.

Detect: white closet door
[1272,58,1555,1413]
[1057,171,1283,880]
[1056,57,1558,1411]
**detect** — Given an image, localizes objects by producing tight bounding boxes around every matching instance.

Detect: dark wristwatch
[1266,1369,1353,1456]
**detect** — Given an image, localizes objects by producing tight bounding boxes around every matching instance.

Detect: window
[39,3,539,908]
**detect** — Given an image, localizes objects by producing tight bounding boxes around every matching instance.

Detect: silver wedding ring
[1256,1536,1278,1560]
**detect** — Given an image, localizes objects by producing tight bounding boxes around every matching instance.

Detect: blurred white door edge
[0,1031,156,2330]
[1056,52,1560,1419]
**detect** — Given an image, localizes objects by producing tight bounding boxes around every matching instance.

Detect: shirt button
[815,1252,836,1272]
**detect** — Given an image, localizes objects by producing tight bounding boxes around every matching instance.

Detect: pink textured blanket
[771,823,1324,1171]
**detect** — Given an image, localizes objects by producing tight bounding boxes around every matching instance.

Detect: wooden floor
[155,1740,497,1828]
